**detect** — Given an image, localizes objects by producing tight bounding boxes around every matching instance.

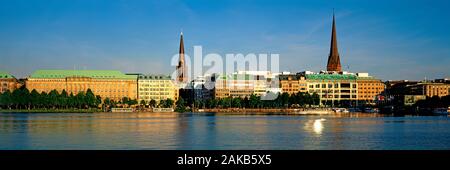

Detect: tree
[85,89,97,108]
[149,99,157,108]
[95,95,102,107]
[0,90,12,109]
[60,90,69,109]
[121,97,129,105]
[249,94,260,108]
[165,99,174,108]
[103,97,111,110]
[312,92,320,106]
[140,100,147,108]
[232,97,242,108]
[48,90,59,109]
[75,91,86,109]
[30,89,40,109]
[175,97,186,112]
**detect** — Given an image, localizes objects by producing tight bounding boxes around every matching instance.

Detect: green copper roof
[306,74,356,80]
[29,70,137,80]
[0,71,15,79]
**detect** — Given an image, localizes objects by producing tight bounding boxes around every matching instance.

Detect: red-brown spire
[177,32,187,83]
[327,13,342,72]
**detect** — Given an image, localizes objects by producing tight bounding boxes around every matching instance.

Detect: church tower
[326,12,342,72]
[176,32,187,83]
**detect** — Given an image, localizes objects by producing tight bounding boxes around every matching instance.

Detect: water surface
[1,112,449,150]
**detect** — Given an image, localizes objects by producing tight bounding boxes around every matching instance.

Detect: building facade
[0,71,21,93]
[409,82,450,98]
[213,71,280,99]
[138,74,179,103]
[305,73,358,106]
[279,73,307,95]
[25,70,137,101]
[356,73,385,104]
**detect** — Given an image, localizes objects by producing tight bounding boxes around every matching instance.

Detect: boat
[332,108,349,113]
[432,108,449,115]
[348,108,362,113]
[363,108,379,113]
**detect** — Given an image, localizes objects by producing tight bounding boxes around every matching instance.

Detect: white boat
[332,108,349,113]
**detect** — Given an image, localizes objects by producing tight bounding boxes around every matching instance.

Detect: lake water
[1,112,450,150]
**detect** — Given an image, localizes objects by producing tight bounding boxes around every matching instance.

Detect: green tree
[85,89,97,108]
[249,94,260,108]
[0,90,12,109]
[29,89,40,109]
[175,97,186,112]
[149,99,157,108]
[75,91,86,109]
[232,97,242,108]
[140,100,147,108]
[60,90,69,109]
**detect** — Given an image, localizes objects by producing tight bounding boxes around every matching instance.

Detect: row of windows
[321,95,357,99]
[139,88,173,91]
[309,90,357,93]
[139,92,172,95]
[31,84,131,87]
[308,84,357,89]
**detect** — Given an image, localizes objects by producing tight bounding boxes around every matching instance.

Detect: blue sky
[0,0,449,80]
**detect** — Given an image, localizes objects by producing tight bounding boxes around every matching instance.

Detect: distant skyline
[0,0,449,80]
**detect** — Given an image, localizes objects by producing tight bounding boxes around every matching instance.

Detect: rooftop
[29,70,137,79]
[0,71,15,79]
[306,74,356,80]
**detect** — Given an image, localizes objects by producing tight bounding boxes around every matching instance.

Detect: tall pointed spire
[326,11,342,72]
[177,31,187,83]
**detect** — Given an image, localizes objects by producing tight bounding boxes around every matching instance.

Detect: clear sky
[0,0,449,80]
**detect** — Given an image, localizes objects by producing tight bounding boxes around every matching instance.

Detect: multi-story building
[279,73,307,95]
[409,82,450,98]
[356,73,385,104]
[25,70,137,101]
[304,72,358,106]
[179,75,213,104]
[138,74,179,103]
[0,71,21,93]
[212,71,280,99]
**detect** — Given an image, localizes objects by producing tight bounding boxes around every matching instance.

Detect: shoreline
[0,109,101,113]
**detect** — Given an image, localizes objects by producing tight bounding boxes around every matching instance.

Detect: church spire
[177,31,187,83]
[327,11,342,72]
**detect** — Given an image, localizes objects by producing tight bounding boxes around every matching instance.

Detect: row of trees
[1,87,322,111]
[139,98,175,108]
[177,92,321,110]
[0,87,139,110]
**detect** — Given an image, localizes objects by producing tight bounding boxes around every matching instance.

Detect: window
[341,83,351,88]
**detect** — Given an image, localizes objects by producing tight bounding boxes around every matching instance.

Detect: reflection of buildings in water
[211,115,272,149]
[175,113,219,149]
[0,114,31,149]
[19,113,181,149]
